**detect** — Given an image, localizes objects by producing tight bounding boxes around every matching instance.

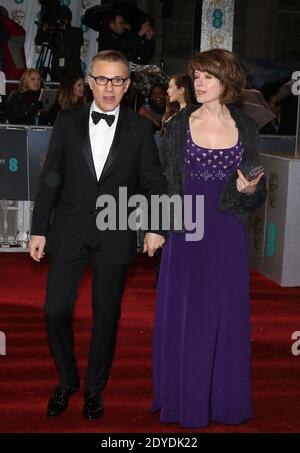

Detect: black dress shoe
[47,385,79,417]
[82,393,104,420]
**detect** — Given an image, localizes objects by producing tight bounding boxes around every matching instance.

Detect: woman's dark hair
[171,73,196,105]
[57,73,87,110]
[188,49,246,104]
[163,74,196,123]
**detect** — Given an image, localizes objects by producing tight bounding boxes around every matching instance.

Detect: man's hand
[236,169,264,195]
[145,25,154,39]
[138,21,152,37]
[143,233,165,257]
[29,235,46,262]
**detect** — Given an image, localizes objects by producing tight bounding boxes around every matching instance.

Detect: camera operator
[98,12,155,65]
[35,5,83,82]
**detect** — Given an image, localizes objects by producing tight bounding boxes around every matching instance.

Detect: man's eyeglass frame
[89,75,129,86]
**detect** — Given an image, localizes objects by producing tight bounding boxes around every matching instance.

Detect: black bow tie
[91,111,115,127]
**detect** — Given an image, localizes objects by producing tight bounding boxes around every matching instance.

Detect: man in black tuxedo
[29,50,166,420]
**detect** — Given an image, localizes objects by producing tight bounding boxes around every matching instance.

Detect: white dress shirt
[89,101,120,180]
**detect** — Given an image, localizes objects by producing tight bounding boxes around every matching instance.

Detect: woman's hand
[139,106,161,129]
[139,105,150,118]
[236,169,264,195]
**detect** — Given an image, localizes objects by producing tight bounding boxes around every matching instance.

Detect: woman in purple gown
[153,49,266,428]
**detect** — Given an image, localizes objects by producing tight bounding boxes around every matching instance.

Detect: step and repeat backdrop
[0,124,52,247]
[0,125,52,200]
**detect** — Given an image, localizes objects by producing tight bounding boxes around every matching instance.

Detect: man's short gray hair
[88,50,130,77]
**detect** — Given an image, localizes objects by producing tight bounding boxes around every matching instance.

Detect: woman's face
[73,78,85,98]
[151,86,166,108]
[27,72,42,91]
[167,78,184,103]
[193,70,223,104]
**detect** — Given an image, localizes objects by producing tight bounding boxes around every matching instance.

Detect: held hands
[143,233,165,257]
[236,169,264,195]
[29,235,46,262]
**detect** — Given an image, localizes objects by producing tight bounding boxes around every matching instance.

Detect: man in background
[98,12,155,65]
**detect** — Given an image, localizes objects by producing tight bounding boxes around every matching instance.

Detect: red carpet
[0,252,300,433]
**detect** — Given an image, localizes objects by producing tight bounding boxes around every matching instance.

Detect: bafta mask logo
[253,216,263,251]
[209,33,224,48]
[11,9,25,26]
[39,153,47,169]
[35,45,42,55]
[268,172,279,209]
[213,0,223,7]
[81,38,90,58]
[81,0,91,8]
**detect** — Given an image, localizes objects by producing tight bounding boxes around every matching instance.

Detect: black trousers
[44,225,128,396]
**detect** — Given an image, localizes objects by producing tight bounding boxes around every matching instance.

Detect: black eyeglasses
[89,75,129,86]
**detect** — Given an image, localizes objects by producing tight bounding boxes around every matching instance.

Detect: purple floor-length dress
[152,129,252,428]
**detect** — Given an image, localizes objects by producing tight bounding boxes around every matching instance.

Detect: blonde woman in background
[6,68,44,124]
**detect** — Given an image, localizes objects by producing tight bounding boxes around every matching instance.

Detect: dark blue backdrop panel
[28,128,52,201]
[0,127,28,200]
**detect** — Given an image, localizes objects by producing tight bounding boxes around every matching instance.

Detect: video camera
[36,3,73,47]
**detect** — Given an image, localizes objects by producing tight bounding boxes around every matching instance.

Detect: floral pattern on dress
[185,130,244,181]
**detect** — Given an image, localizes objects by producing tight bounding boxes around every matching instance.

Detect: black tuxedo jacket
[31,103,167,264]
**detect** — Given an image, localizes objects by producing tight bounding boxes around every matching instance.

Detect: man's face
[88,60,130,112]
[109,15,126,35]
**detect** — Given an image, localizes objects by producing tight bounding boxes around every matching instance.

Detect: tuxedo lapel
[77,102,97,180]
[99,104,131,183]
